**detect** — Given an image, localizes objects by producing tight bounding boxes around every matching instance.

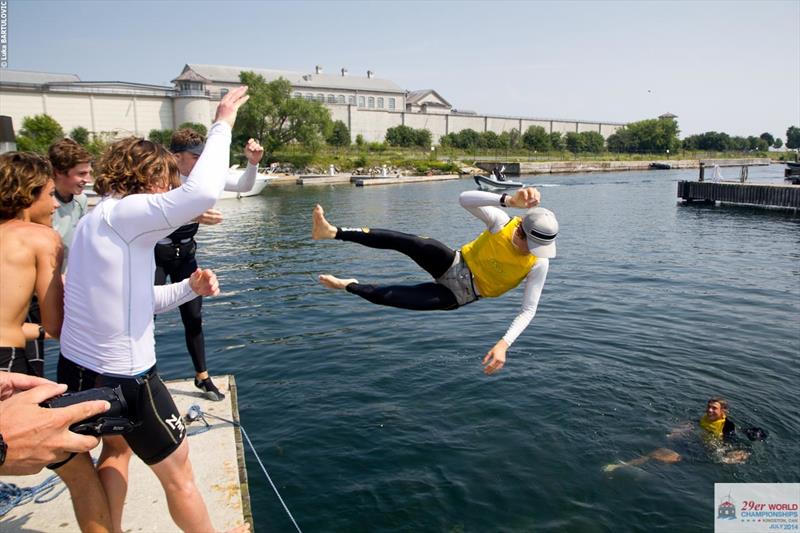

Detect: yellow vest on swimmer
[699,415,726,438]
[461,217,536,298]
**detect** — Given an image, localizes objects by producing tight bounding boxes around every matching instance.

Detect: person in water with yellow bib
[312,187,556,375]
[603,397,763,472]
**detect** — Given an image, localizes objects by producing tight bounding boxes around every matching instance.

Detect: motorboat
[474,174,524,191]
[218,165,275,199]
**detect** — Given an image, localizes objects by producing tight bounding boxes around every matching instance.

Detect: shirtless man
[0,151,113,532]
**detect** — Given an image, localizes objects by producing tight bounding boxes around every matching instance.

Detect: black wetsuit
[336,227,461,310]
[154,223,206,375]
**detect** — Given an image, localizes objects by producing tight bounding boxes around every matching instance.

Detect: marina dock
[677,180,800,210]
[0,375,251,533]
[354,174,462,186]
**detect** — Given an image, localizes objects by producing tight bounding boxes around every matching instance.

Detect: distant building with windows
[0,64,625,144]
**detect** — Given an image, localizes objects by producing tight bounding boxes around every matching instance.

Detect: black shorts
[57,354,186,465]
[0,346,36,375]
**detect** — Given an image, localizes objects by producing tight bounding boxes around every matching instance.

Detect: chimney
[367,70,374,79]
[315,65,322,74]
[341,68,348,77]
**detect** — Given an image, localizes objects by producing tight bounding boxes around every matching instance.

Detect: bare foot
[318,274,358,290]
[312,204,337,240]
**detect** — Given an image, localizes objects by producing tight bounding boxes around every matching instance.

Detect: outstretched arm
[224,138,265,192]
[482,259,548,375]
[107,87,250,242]
[459,188,541,232]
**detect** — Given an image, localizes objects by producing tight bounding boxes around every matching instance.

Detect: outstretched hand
[509,187,541,209]
[195,208,224,225]
[244,138,265,166]
[189,268,220,296]
[214,86,250,129]
[482,340,509,375]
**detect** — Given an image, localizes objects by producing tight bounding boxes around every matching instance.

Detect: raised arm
[459,187,541,233]
[224,138,264,192]
[108,87,250,241]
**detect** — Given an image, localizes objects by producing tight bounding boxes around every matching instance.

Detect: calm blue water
[71,165,800,531]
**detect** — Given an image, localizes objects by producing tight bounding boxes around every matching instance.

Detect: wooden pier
[677,180,800,210]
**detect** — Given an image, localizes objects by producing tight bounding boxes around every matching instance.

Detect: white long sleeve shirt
[459,191,550,346]
[60,122,232,375]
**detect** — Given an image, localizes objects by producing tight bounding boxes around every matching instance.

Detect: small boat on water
[474,166,524,192]
[218,168,273,199]
[474,174,524,191]
[649,162,672,170]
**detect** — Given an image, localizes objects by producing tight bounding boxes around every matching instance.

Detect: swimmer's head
[94,138,180,197]
[170,128,205,176]
[706,397,728,421]
[520,207,558,258]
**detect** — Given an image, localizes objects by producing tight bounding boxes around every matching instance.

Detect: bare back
[0,219,63,347]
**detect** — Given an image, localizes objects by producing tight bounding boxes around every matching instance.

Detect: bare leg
[311,205,337,240]
[97,435,133,533]
[55,452,113,533]
[149,439,216,532]
[318,274,358,290]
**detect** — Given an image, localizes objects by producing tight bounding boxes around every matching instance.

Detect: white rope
[189,408,302,533]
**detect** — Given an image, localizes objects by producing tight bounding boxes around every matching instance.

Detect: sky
[4,0,799,139]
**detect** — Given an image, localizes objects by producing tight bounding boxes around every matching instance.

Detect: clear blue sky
[5,0,799,139]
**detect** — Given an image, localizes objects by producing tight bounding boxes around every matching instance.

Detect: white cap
[521,207,558,258]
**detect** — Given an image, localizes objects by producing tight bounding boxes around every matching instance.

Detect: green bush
[177,122,208,136]
[15,114,64,154]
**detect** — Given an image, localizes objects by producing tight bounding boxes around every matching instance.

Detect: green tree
[148,128,174,147]
[579,131,605,153]
[327,120,351,147]
[178,122,208,136]
[355,134,365,147]
[234,72,332,153]
[479,131,501,149]
[549,132,564,151]
[774,138,783,149]
[607,118,679,153]
[759,132,774,147]
[414,129,432,148]
[565,132,583,153]
[15,114,64,153]
[786,126,800,150]
[522,126,551,152]
[70,126,90,146]
[385,125,417,147]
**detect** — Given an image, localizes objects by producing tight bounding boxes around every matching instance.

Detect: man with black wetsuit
[155,128,264,401]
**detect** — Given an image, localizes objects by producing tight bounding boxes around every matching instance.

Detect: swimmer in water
[603,397,764,472]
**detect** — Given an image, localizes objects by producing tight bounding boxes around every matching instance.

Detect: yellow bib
[461,217,536,298]
[699,415,726,438]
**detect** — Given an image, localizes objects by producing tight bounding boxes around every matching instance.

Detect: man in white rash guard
[312,187,557,375]
[57,87,251,533]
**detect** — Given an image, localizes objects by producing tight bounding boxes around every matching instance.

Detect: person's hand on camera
[0,379,109,475]
[189,268,220,297]
[214,86,249,129]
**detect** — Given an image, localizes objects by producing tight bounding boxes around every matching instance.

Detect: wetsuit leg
[346,281,459,311]
[24,296,44,377]
[336,228,456,279]
[173,251,206,375]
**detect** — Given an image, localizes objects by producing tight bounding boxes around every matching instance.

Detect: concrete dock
[354,174,462,186]
[0,375,251,533]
